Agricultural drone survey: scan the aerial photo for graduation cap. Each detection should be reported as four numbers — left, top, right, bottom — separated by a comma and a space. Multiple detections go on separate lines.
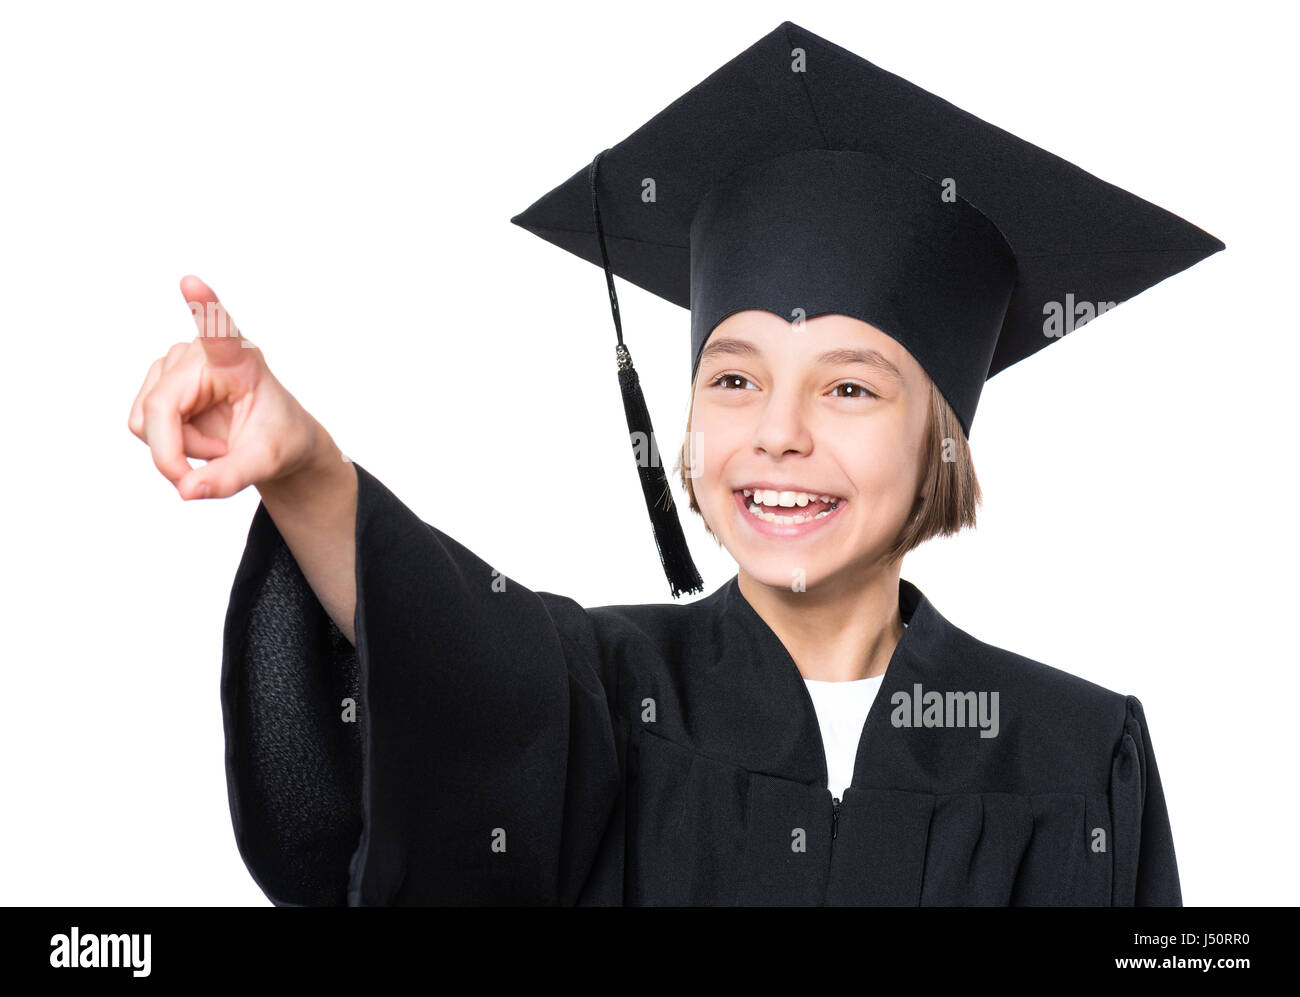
510, 20, 1224, 600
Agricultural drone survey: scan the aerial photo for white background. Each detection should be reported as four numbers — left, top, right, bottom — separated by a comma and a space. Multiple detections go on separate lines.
0, 0, 1290, 906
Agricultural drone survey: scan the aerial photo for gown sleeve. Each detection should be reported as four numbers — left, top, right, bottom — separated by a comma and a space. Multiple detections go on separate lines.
219, 460, 624, 906
1108, 695, 1182, 906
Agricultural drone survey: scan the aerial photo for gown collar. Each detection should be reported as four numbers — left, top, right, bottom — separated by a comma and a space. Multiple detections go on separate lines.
707, 573, 955, 793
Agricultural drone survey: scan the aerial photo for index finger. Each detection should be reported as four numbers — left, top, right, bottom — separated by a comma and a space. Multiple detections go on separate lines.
180, 274, 247, 367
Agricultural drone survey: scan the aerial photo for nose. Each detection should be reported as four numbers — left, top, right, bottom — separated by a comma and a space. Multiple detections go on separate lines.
751, 391, 813, 458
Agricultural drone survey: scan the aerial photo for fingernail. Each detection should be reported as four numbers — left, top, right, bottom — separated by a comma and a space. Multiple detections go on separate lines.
197, 483, 210, 499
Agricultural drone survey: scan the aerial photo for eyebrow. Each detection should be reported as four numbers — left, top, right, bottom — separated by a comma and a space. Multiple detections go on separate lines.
697, 337, 904, 383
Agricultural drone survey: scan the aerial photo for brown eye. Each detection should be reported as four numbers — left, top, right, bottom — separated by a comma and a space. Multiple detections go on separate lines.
832, 382, 878, 400
710, 373, 756, 391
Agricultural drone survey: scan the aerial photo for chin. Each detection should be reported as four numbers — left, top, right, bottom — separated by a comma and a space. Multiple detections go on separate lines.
735, 555, 838, 593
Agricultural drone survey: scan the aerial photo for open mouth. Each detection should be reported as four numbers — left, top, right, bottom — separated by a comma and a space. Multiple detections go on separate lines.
735, 488, 845, 526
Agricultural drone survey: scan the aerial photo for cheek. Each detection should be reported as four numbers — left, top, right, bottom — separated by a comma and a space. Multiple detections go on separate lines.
686, 410, 749, 487
846, 440, 918, 507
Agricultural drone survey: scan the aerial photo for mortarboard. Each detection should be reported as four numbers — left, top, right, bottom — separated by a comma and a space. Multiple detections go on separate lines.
510, 20, 1225, 599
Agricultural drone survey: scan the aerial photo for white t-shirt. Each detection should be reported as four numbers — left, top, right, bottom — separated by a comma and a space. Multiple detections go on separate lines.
801, 621, 905, 799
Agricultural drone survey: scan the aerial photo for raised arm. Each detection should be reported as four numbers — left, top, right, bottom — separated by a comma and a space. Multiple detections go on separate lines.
127, 274, 358, 642
255, 445, 358, 645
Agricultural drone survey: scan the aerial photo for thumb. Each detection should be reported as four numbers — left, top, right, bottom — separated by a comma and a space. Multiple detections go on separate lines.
177, 452, 252, 501
179, 274, 247, 367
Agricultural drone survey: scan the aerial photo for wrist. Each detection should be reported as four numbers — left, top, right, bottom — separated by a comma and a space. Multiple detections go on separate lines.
256, 424, 352, 511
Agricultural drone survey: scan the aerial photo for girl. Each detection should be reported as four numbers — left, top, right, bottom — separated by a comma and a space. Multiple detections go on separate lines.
129, 21, 1221, 905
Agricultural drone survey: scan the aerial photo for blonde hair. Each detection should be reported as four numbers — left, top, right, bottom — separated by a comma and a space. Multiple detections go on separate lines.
674, 376, 981, 564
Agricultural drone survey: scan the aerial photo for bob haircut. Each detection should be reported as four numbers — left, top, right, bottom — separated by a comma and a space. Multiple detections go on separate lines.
674, 374, 982, 564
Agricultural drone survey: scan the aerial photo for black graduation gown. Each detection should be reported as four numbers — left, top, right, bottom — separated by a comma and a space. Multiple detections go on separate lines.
220, 461, 1182, 906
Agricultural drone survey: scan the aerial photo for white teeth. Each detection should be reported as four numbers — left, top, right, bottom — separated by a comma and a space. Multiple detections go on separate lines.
741, 488, 841, 507
737, 488, 845, 527
745, 500, 840, 525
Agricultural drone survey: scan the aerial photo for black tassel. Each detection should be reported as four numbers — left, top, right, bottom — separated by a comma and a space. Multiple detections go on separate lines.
615, 342, 704, 597
590, 149, 704, 598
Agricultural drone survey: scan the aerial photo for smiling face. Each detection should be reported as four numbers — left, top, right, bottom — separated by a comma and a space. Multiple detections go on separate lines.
685, 310, 932, 592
